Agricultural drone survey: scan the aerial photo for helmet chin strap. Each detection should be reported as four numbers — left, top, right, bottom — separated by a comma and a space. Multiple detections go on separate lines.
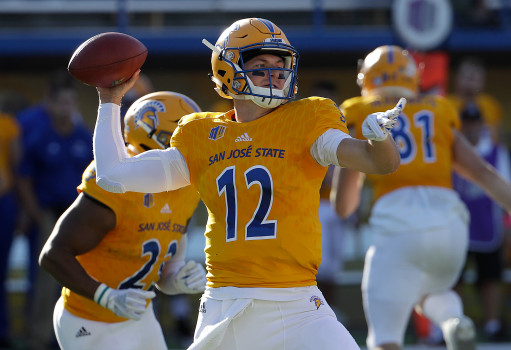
202, 39, 221, 54
126, 144, 140, 156
241, 73, 293, 109
228, 85, 285, 109
135, 119, 166, 149
246, 87, 285, 108
217, 75, 287, 109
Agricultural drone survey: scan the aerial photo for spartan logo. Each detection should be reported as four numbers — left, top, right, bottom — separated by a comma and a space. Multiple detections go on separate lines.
310, 295, 324, 310
134, 100, 166, 132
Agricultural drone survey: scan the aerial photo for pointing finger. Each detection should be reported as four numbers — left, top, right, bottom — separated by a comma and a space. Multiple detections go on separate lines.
396, 97, 407, 111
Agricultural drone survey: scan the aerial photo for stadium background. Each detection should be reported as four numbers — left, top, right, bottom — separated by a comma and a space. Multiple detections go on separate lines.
1, 0, 511, 349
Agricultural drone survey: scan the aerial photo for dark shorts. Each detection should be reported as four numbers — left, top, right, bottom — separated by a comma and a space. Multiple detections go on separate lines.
465, 248, 504, 286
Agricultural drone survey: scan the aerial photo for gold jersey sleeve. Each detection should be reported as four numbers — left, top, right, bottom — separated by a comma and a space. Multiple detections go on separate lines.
62, 161, 200, 322
341, 95, 460, 201
171, 97, 348, 288
0, 113, 20, 195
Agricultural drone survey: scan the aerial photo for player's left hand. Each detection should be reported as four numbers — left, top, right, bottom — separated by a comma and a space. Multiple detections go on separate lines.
362, 97, 406, 141
157, 260, 207, 295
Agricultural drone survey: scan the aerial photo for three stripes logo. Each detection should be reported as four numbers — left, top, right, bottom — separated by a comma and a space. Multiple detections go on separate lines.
75, 326, 91, 337
235, 133, 252, 142
160, 203, 172, 214
209, 125, 226, 140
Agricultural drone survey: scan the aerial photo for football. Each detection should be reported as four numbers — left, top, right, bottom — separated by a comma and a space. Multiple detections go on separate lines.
68, 32, 147, 88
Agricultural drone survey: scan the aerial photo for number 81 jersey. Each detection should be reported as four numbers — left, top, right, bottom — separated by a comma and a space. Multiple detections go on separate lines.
341, 95, 460, 201
171, 97, 348, 288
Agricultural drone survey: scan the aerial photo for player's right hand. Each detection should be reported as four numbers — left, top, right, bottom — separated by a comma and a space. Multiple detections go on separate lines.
97, 69, 140, 106
94, 283, 156, 321
156, 260, 207, 295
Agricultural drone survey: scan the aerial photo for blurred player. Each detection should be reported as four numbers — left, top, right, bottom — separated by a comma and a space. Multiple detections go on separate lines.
453, 104, 511, 342
91, 18, 403, 350
448, 57, 503, 143
39, 91, 207, 350
333, 45, 511, 350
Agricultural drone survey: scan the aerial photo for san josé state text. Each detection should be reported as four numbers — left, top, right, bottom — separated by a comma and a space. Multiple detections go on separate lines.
138, 219, 187, 234
209, 146, 285, 166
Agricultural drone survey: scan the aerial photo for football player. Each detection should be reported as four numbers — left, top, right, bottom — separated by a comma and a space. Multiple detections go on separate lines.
332, 45, 511, 350
39, 91, 207, 350
91, 18, 403, 350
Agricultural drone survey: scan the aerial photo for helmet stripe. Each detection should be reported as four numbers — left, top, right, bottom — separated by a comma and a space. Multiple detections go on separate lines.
179, 94, 202, 112
258, 18, 276, 37
387, 46, 394, 64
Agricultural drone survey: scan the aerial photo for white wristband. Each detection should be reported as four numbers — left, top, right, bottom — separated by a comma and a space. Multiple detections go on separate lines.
94, 283, 111, 308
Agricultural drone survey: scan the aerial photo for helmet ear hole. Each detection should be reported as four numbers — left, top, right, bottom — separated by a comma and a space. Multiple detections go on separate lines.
218, 70, 226, 77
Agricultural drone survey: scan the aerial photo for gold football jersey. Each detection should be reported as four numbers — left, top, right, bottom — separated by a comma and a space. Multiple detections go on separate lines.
447, 93, 503, 127
62, 161, 200, 322
341, 95, 460, 201
171, 97, 348, 288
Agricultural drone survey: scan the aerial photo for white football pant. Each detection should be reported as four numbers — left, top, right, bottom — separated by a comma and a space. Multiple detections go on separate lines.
53, 297, 167, 350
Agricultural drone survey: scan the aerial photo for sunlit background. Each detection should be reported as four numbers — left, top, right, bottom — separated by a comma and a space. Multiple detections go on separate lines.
1, 1, 511, 349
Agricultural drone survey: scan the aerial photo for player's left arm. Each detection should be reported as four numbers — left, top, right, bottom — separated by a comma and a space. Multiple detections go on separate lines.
336, 137, 399, 175
336, 99, 405, 174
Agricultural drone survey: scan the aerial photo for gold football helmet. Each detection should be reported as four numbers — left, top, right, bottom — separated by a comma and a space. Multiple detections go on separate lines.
203, 18, 299, 108
357, 45, 419, 98
124, 91, 201, 155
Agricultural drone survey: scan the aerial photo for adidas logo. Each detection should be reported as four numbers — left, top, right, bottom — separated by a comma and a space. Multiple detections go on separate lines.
75, 326, 91, 337
160, 203, 172, 214
199, 301, 206, 313
235, 133, 252, 142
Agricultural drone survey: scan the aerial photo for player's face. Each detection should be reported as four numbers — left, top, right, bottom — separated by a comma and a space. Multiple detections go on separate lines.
244, 54, 286, 90
457, 64, 485, 94
48, 89, 79, 121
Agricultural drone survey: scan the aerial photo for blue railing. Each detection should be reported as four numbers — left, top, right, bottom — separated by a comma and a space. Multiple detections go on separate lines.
0, 0, 510, 56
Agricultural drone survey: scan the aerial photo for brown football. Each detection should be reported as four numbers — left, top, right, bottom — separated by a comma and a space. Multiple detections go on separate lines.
68, 32, 147, 88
